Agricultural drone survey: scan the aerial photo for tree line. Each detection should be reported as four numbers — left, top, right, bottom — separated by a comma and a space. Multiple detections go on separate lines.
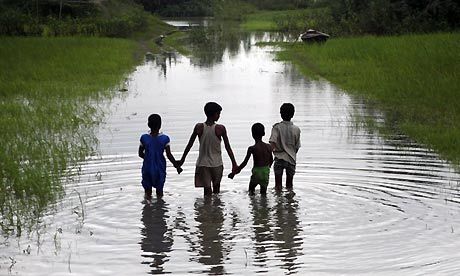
135, 0, 459, 35
1, 0, 459, 36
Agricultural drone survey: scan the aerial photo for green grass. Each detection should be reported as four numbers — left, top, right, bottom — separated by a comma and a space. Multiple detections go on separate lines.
0, 37, 139, 235
163, 31, 191, 56
242, 10, 291, 31
278, 33, 460, 163
241, 8, 335, 34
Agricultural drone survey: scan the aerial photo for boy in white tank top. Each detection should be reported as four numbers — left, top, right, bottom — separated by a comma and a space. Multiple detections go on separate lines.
179, 102, 238, 195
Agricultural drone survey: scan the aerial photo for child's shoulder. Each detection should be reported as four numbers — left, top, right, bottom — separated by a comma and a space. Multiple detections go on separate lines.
158, 133, 170, 142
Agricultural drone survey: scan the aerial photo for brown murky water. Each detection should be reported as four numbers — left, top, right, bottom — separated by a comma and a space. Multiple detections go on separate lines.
2, 31, 460, 275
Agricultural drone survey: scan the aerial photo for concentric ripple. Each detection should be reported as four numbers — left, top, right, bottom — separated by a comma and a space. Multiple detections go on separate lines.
2, 33, 460, 275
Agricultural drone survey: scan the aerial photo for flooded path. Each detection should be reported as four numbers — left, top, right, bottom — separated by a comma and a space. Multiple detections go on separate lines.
2, 33, 460, 275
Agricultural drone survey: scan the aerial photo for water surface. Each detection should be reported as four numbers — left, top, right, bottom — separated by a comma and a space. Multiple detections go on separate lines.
2, 32, 460, 275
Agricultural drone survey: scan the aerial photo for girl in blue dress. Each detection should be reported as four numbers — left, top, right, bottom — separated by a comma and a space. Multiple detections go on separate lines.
138, 114, 181, 200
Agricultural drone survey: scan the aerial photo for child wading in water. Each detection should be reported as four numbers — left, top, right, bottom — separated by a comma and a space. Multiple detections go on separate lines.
229, 123, 273, 195
269, 103, 301, 191
179, 102, 237, 196
138, 114, 182, 201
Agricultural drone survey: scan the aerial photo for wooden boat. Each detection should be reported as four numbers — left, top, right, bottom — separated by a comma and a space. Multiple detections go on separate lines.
300, 29, 330, 43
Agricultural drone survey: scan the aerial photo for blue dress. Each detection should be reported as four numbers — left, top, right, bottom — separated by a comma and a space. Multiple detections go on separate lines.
140, 133, 170, 191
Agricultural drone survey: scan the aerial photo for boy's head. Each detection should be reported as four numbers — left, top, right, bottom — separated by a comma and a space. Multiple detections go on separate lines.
204, 102, 222, 120
148, 114, 161, 130
280, 103, 295, 121
251, 123, 265, 140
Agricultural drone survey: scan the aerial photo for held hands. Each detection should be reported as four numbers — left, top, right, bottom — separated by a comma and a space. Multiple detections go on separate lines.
173, 160, 183, 174
228, 166, 241, 179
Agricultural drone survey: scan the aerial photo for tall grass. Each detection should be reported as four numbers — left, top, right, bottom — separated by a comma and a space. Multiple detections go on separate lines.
278, 33, 460, 163
241, 9, 336, 34
0, 37, 139, 235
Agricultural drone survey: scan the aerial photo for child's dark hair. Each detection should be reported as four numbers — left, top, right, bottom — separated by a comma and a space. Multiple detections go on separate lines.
251, 123, 265, 139
280, 103, 295, 121
204, 102, 222, 117
148, 114, 161, 130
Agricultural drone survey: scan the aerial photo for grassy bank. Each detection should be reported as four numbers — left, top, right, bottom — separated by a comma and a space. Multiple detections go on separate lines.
278, 33, 460, 163
241, 9, 336, 35
0, 37, 139, 235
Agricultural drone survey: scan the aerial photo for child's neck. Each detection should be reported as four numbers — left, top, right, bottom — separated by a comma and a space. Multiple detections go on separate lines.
254, 138, 263, 143
150, 129, 160, 136
205, 119, 215, 125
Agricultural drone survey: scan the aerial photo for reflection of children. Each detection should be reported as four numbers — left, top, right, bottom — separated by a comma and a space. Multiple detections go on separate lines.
138, 114, 182, 200
229, 123, 273, 195
269, 103, 301, 191
179, 102, 237, 196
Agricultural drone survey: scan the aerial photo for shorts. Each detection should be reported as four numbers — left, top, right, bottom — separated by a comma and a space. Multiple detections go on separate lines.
195, 166, 223, 188
273, 158, 296, 176
142, 170, 165, 191
250, 166, 270, 187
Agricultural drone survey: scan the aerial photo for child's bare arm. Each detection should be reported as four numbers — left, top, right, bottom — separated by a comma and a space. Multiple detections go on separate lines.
228, 147, 252, 179
180, 124, 199, 166
220, 126, 237, 170
165, 145, 183, 174
238, 147, 252, 172
138, 144, 145, 159
268, 145, 274, 167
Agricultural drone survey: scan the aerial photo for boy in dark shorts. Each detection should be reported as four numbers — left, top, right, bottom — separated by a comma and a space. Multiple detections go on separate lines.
179, 102, 238, 196
138, 114, 182, 201
269, 103, 301, 191
229, 123, 273, 195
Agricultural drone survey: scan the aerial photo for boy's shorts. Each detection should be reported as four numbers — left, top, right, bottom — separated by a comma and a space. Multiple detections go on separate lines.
142, 171, 165, 191
195, 166, 223, 188
250, 166, 270, 187
273, 158, 296, 176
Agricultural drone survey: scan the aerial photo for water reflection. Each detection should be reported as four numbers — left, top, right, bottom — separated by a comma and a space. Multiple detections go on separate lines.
147, 52, 177, 78
194, 196, 229, 274
140, 200, 173, 274
250, 196, 271, 272
186, 23, 260, 67
273, 193, 303, 274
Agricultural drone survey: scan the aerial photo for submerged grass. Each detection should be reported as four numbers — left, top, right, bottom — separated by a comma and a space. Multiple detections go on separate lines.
278, 33, 460, 164
0, 37, 139, 235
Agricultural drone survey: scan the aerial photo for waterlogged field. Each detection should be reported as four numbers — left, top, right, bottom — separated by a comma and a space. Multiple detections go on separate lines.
278, 33, 460, 164
0, 37, 139, 234
2, 31, 460, 275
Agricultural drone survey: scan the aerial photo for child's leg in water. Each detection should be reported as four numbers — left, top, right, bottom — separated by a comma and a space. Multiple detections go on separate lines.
248, 182, 257, 196
144, 188, 152, 200
260, 184, 267, 196
156, 188, 163, 198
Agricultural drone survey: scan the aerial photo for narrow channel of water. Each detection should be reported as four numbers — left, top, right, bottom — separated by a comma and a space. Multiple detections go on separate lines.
2, 33, 460, 275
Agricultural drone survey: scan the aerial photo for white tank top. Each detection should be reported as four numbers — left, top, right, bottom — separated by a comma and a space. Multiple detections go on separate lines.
196, 123, 223, 167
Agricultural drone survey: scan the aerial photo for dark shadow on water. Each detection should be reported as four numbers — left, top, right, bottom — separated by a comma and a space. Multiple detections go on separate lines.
249, 192, 304, 274
193, 196, 229, 275
249, 196, 271, 272
140, 199, 173, 274
272, 192, 303, 274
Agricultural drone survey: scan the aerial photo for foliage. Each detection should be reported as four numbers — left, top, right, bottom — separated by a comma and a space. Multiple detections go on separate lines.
278, 33, 460, 163
313, 0, 460, 35
244, 0, 313, 10
213, 0, 256, 20
0, 37, 138, 235
135, 0, 214, 17
0, 0, 171, 38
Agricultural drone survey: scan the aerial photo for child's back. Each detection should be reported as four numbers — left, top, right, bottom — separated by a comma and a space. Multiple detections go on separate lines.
139, 114, 180, 200
140, 133, 169, 183
230, 123, 273, 195
250, 141, 272, 168
269, 103, 301, 191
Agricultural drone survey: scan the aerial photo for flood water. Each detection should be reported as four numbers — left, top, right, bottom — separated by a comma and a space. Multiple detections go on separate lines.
2, 30, 460, 275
